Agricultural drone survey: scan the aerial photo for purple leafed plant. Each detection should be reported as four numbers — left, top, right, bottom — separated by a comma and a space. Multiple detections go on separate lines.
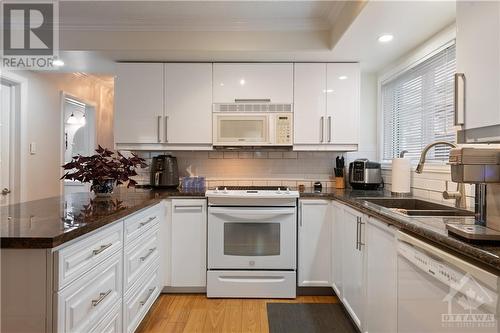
61, 145, 147, 189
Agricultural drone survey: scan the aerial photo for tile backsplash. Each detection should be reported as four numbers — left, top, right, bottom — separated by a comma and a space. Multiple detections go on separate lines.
131, 150, 342, 189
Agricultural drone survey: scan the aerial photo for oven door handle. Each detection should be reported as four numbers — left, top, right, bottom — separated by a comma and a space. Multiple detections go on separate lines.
209, 208, 295, 221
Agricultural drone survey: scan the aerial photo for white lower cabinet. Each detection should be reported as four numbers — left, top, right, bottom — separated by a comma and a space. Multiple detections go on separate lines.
298, 199, 332, 287
170, 199, 207, 287
366, 217, 397, 333
89, 303, 122, 333
331, 201, 343, 297
56, 253, 123, 333
123, 261, 161, 333
332, 202, 398, 333
341, 206, 366, 331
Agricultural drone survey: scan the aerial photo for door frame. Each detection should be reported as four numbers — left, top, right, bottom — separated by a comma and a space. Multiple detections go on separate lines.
0, 71, 28, 204
59, 91, 97, 195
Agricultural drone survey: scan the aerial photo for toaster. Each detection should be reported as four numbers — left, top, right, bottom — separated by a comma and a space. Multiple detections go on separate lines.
348, 159, 383, 190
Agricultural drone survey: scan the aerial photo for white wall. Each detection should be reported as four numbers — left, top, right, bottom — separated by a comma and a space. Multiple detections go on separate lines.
1, 71, 113, 202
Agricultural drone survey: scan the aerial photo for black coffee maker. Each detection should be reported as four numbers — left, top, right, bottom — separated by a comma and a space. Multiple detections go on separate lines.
150, 155, 179, 188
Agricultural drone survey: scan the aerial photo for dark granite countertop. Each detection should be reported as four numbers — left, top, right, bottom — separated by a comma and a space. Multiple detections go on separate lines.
300, 188, 500, 273
0, 188, 205, 249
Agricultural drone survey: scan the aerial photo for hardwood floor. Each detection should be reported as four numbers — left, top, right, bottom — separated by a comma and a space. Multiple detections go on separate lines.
136, 294, 338, 333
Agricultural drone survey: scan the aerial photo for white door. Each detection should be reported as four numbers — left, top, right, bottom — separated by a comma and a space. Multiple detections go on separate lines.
114, 63, 164, 144
164, 63, 213, 144
170, 199, 207, 287
341, 206, 365, 330
0, 83, 12, 206
213, 63, 294, 103
298, 200, 331, 287
326, 63, 360, 145
457, 1, 500, 132
331, 201, 343, 297
293, 63, 327, 144
366, 218, 397, 333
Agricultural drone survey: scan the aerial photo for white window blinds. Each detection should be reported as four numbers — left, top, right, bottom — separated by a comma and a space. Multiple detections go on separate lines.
382, 44, 456, 161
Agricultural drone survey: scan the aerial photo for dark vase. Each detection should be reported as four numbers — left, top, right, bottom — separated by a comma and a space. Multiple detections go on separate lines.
91, 179, 115, 197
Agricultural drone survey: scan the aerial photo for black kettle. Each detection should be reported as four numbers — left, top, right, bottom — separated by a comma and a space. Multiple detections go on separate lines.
150, 155, 179, 188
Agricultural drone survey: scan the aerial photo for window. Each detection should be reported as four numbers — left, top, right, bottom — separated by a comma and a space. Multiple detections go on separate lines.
382, 44, 456, 162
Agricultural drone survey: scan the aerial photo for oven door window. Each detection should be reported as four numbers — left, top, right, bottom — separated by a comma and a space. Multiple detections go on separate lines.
224, 222, 280, 256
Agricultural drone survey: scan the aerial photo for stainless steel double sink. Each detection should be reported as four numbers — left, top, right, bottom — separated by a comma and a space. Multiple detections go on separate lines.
361, 198, 475, 217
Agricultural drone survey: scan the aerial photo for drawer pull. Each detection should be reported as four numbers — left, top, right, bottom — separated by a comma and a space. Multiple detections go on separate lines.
139, 287, 156, 306
139, 216, 157, 228
139, 248, 156, 262
92, 243, 112, 256
91, 289, 112, 307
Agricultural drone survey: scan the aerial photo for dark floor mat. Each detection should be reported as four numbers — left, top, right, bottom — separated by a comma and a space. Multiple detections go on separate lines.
267, 303, 358, 333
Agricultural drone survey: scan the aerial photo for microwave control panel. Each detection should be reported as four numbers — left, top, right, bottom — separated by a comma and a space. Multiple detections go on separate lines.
275, 114, 292, 145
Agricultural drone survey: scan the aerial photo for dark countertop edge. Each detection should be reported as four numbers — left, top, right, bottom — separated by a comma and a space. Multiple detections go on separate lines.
0, 192, 206, 250
300, 192, 500, 274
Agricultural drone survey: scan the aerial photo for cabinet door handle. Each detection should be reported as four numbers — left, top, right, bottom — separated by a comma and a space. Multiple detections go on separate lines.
164, 116, 169, 142
454, 73, 465, 126
320, 117, 324, 143
355, 218, 360, 250
299, 202, 303, 227
328, 116, 332, 143
92, 243, 112, 256
157, 116, 162, 142
358, 220, 365, 251
139, 248, 156, 262
91, 289, 112, 307
139, 287, 156, 306
139, 216, 157, 228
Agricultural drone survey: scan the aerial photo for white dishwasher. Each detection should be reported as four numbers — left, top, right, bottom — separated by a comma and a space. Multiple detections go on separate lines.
397, 231, 499, 333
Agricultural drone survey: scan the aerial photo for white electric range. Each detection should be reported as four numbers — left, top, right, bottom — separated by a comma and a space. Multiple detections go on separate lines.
205, 186, 299, 298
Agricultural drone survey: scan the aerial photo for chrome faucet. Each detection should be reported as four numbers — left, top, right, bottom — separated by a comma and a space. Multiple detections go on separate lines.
415, 141, 467, 209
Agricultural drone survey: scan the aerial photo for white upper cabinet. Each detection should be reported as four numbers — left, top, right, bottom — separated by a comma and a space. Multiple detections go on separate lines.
213, 63, 294, 103
326, 63, 360, 145
456, 1, 500, 142
294, 63, 327, 144
164, 63, 213, 144
115, 63, 164, 144
293, 63, 360, 150
298, 200, 332, 287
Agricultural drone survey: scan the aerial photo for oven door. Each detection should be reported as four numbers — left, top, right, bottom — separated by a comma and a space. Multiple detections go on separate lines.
213, 113, 270, 146
208, 206, 296, 270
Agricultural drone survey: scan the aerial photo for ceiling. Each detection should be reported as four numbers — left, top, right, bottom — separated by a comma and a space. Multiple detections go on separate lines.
55, 0, 455, 74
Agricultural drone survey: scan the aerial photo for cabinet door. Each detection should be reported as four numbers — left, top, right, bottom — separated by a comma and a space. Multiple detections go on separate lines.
331, 202, 343, 297
213, 63, 294, 103
326, 63, 360, 145
165, 63, 213, 144
115, 63, 164, 144
298, 200, 331, 287
341, 206, 365, 330
366, 218, 397, 333
293, 63, 327, 144
170, 199, 207, 287
457, 2, 500, 136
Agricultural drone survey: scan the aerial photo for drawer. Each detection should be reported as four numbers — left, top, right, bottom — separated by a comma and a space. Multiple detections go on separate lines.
124, 263, 161, 333
207, 270, 296, 298
56, 253, 122, 333
55, 222, 123, 290
124, 204, 162, 244
89, 302, 122, 333
124, 228, 160, 291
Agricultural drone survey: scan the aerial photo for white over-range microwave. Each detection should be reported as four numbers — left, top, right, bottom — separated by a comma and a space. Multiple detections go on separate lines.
212, 103, 293, 146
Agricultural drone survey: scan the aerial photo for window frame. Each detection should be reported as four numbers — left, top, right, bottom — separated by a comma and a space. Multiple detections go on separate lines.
377, 27, 457, 170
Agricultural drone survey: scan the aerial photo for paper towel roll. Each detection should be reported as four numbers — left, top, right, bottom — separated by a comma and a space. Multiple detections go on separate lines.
392, 158, 411, 194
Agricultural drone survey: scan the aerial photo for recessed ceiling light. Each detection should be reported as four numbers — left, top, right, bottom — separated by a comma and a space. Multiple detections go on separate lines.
53, 58, 65, 67
338, 76, 348, 80
378, 34, 394, 43
220, 83, 224, 86
239, 79, 246, 85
